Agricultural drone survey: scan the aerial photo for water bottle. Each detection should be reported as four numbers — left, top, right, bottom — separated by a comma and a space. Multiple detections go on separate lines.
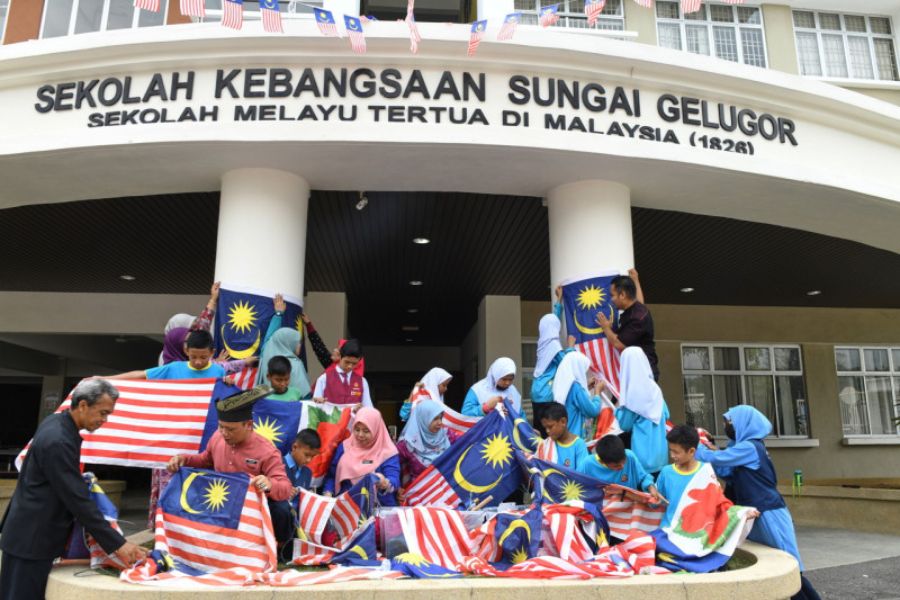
792, 469, 803, 497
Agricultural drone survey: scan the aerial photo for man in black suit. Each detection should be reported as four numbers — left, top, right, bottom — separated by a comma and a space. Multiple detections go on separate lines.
0, 379, 147, 599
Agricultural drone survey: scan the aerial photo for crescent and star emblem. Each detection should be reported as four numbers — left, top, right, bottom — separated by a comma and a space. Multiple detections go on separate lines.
453, 446, 502, 493
220, 324, 261, 359
179, 471, 207, 515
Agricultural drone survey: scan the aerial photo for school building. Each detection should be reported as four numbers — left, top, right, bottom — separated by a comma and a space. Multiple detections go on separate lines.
0, 0, 898, 485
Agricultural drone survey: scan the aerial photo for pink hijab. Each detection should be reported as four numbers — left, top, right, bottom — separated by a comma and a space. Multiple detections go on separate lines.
335, 407, 398, 485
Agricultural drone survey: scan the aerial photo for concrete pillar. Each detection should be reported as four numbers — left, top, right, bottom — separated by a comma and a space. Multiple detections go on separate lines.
546, 180, 633, 288
477, 295, 523, 377
302, 291, 347, 383
215, 169, 310, 299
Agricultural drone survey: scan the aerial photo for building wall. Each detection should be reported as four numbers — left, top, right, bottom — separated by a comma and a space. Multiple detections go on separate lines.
761, 4, 799, 75
522, 300, 900, 481
3, 0, 43, 44
623, 0, 656, 45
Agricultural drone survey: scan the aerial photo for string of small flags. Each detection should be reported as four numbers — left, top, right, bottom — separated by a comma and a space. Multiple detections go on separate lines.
130, 0, 744, 51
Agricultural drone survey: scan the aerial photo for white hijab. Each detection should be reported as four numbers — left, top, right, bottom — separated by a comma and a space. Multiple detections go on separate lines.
551, 351, 591, 405
534, 314, 563, 378
618, 346, 665, 425
414, 367, 453, 404
472, 357, 521, 412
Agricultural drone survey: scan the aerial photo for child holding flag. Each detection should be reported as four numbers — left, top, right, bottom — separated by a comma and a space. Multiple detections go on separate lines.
535, 402, 590, 472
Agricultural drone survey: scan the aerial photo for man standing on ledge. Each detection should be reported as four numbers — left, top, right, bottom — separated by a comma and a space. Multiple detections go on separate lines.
0, 379, 147, 599
595, 271, 660, 381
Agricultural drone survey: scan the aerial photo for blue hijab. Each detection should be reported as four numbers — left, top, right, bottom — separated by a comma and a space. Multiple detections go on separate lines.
400, 399, 450, 466
721, 405, 773, 470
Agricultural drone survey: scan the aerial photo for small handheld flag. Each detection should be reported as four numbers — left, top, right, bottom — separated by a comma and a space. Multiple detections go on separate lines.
180, 0, 205, 18
468, 20, 487, 57
134, 0, 161, 12
681, 0, 701, 14
405, 0, 422, 54
314, 8, 338, 37
584, 0, 606, 26
345, 15, 367, 54
259, 0, 283, 33
539, 4, 560, 27
222, 0, 244, 29
497, 12, 521, 41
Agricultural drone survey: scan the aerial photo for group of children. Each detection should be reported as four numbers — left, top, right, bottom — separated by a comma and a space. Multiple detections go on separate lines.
119, 276, 811, 592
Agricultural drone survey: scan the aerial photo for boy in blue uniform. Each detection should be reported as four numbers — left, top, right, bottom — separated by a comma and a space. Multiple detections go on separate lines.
654, 424, 704, 528
538, 403, 590, 472
284, 429, 321, 494
582, 435, 661, 501
108, 330, 226, 380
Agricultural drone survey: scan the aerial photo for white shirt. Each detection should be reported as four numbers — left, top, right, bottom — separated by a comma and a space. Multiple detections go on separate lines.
313, 366, 373, 408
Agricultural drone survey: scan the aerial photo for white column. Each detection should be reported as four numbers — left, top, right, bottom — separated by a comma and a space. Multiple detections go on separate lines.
547, 180, 633, 288
215, 169, 310, 298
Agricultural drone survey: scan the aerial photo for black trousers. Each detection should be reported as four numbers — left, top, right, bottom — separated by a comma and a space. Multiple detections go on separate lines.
268, 499, 294, 546
0, 552, 54, 600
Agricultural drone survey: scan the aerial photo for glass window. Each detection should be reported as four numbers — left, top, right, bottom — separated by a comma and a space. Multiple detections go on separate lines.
656, 2, 766, 67
514, 0, 624, 33
835, 346, 900, 437
683, 344, 808, 438
0, 0, 9, 43
74, 0, 104, 34
42, 0, 169, 37
521, 341, 537, 369
107, 0, 136, 30
43, 0, 76, 37
792, 11, 898, 81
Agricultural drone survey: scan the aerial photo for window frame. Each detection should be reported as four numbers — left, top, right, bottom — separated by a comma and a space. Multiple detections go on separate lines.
512, 0, 625, 33
681, 342, 809, 439
0, 0, 10, 44
791, 9, 899, 81
39, 0, 169, 38
654, 1, 769, 68
520, 336, 538, 419
834, 345, 900, 438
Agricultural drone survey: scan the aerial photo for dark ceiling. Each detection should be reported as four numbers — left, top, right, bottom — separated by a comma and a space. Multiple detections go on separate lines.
2, 191, 899, 345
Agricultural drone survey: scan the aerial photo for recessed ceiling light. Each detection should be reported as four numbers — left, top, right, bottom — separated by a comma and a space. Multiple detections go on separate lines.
680, 287, 694, 293
407, 308, 419, 313
120, 274, 136, 281
806, 290, 822, 296
115, 337, 128, 343
401, 325, 420, 332
405, 338, 414, 342
409, 280, 423, 286
412, 237, 430, 245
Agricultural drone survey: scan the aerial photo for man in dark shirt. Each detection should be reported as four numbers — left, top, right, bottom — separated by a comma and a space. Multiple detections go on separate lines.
596, 273, 660, 381
0, 379, 147, 599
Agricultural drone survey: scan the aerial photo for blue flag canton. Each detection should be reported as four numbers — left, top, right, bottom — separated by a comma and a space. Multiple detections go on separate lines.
541, 4, 559, 16
532, 457, 607, 506
331, 520, 379, 566
160, 468, 248, 529
344, 15, 362, 31
493, 506, 542, 567
226, 0, 243, 5
314, 7, 335, 23
471, 19, 487, 33
251, 398, 301, 456
561, 275, 619, 344
391, 553, 462, 578
344, 474, 378, 520
199, 380, 241, 450
259, 0, 278, 10
215, 287, 302, 359
504, 12, 521, 24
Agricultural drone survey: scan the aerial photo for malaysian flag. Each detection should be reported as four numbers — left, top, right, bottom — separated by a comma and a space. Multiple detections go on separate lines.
231, 365, 259, 390
405, 0, 422, 53
561, 273, 622, 399
296, 488, 335, 543
584, 0, 605, 26
222, 0, 243, 29
297, 402, 352, 488
539, 4, 560, 27
397, 507, 478, 569
331, 474, 377, 543
467, 20, 487, 57
345, 15, 366, 54
601, 485, 666, 540
259, 0, 283, 32
681, 0, 701, 13
154, 468, 277, 573
313, 7, 338, 36
134, 0, 160, 12
632, 0, 653, 8
406, 395, 479, 435
497, 12, 521, 41
180, 0, 205, 18
543, 502, 606, 562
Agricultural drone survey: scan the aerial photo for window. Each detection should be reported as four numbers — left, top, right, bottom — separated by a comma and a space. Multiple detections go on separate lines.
41, 0, 168, 38
792, 11, 899, 81
835, 347, 900, 437
513, 0, 624, 32
0, 0, 10, 43
682, 344, 809, 438
199, 0, 323, 23
655, 1, 766, 67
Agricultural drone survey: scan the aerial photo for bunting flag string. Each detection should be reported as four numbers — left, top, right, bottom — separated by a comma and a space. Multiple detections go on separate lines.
405, 0, 422, 53
539, 4, 560, 27
260, 0, 284, 33
180, 0, 205, 18
467, 20, 487, 56
497, 12, 521, 41
222, 0, 244, 30
134, 0, 161, 12
313, 7, 339, 36
584, 0, 605, 26
344, 15, 367, 54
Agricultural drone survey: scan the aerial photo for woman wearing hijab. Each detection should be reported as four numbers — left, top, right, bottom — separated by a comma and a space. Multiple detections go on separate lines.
323, 407, 400, 506
615, 346, 670, 474
551, 351, 603, 440
399, 367, 453, 423
396, 399, 452, 491
461, 357, 522, 416
254, 294, 311, 399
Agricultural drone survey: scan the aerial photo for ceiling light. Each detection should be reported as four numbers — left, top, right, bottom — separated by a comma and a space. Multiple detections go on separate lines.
401, 325, 420, 332
120, 274, 136, 281
412, 237, 430, 245
407, 308, 419, 313
806, 290, 822, 296
680, 287, 694, 293
405, 338, 414, 342
355, 191, 369, 211
115, 337, 128, 343
409, 280, 423, 286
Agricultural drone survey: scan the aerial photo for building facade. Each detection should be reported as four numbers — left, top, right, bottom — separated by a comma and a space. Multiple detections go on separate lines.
0, 0, 898, 483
